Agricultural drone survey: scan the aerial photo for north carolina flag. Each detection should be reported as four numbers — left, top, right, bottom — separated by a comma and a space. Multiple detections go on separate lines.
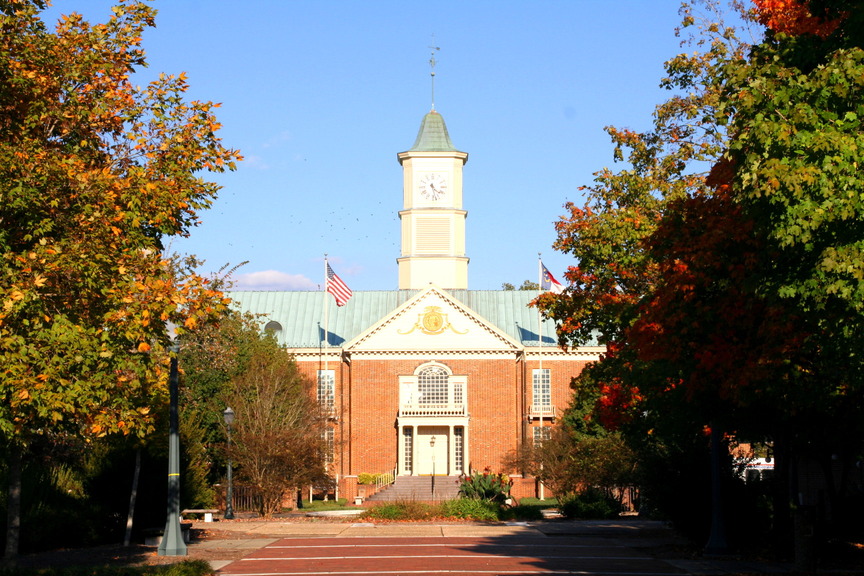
326, 263, 353, 306
540, 263, 564, 294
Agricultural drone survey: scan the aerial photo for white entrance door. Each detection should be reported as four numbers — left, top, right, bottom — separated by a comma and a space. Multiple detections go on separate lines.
416, 426, 448, 475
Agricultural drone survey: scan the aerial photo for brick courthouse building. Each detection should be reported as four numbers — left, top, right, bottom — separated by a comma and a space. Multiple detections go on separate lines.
229, 109, 603, 501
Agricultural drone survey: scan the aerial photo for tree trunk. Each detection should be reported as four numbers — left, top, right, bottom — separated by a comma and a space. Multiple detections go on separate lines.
3, 443, 23, 563
772, 431, 793, 559
124, 448, 142, 547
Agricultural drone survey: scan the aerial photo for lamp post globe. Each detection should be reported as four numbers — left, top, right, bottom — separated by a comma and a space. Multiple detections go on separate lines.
223, 407, 235, 520
223, 406, 235, 427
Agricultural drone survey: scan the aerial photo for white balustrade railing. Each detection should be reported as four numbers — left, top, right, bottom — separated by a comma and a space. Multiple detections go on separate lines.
399, 403, 467, 417
528, 404, 557, 419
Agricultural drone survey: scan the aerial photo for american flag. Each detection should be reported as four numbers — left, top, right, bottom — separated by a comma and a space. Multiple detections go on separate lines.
326, 263, 353, 306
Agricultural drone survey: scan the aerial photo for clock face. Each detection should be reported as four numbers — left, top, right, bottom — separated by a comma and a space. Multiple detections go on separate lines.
418, 172, 448, 201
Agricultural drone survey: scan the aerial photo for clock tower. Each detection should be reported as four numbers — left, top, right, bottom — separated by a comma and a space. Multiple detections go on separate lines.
397, 110, 469, 290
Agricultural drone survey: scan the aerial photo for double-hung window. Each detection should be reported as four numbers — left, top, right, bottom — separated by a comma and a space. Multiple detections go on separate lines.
533, 426, 551, 447
532, 368, 551, 413
317, 370, 335, 414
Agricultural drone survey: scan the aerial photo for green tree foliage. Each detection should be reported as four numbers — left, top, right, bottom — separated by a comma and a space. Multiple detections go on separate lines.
533, 2, 750, 539
719, 0, 864, 544
535, 2, 746, 348
226, 339, 330, 517
0, 1, 239, 559
176, 303, 260, 487
506, 383, 637, 506
521, 410, 637, 505
174, 303, 291, 512
501, 280, 539, 291
538, 0, 864, 554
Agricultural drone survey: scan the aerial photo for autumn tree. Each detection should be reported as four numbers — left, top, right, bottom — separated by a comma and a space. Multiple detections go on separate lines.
719, 0, 864, 545
0, 0, 239, 559
538, 0, 864, 556
226, 340, 331, 517
535, 0, 750, 517
535, 1, 747, 347
510, 426, 636, 510
626, 0, 864, 548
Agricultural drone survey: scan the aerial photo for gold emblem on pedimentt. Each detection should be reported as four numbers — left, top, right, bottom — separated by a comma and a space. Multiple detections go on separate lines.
399, 306, 468, 336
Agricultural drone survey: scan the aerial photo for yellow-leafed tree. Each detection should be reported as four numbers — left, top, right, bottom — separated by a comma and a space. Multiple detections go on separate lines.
0, 0, 240, 559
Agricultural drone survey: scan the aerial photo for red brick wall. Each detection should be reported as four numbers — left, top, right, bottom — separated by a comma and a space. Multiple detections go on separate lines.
295, 353, 592, 500
457, 358, 520, 473
524, 358, 588, 414
346, 358, 405, 475
509, 476, 536, 501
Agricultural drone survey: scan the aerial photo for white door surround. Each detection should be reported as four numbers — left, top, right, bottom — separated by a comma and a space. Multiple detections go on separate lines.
398, 421, 467, 476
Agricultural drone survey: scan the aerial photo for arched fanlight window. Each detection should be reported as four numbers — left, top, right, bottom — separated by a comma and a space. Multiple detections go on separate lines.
418, 365, 448, 404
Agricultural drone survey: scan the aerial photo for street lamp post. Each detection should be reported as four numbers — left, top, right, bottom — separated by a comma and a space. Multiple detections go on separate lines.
430, 435, 436, 499
223, 407, 235, 520
158, 327, 187, 556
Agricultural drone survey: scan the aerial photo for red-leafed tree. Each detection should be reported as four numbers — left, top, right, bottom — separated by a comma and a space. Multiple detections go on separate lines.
534, 1, 755, 542
538, 0, 864, 557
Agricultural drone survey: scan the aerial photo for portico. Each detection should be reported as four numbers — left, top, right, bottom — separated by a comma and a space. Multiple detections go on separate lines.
397, 362, 469, 476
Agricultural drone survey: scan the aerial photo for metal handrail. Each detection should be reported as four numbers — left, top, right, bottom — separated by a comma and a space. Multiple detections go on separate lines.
374, 469, 396, 491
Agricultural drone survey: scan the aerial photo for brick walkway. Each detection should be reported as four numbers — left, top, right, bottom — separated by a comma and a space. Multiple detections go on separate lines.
190, 519, 800, 575
216, 534, 687, 576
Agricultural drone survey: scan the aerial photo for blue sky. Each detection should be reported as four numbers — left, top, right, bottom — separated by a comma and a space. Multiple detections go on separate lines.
43, 1, 711, 291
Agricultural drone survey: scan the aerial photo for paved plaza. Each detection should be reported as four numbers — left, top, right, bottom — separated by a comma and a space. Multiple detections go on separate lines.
190, 519, 794, 575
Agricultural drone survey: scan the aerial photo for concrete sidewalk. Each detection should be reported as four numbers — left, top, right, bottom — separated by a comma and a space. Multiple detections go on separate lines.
194, 518, 562, 537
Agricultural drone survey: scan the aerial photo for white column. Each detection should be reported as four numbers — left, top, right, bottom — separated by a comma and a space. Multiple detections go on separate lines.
448, 425, 455, 475
397, 425, 405, 476
463, 424, 470, 475
411, 426, 417, 476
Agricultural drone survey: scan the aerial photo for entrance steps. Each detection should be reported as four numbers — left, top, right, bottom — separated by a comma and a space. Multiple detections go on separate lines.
366, 475, 460, 502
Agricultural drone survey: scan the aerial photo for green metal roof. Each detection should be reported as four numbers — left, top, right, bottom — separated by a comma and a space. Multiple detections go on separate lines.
408, 111, 460, 152
228, 290, 589, 349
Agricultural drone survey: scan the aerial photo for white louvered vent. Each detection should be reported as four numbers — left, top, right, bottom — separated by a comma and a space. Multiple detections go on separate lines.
416, 217, 451, 253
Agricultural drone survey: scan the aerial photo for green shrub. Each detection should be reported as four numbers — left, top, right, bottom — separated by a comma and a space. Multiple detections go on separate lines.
357, 472, 394, 485
361, 500, 440, 521
162, 560, 215, 576
457, 468, 512, 503
499, 503, 544, 521
441, 498, 500, 521
558, 488, 621, 519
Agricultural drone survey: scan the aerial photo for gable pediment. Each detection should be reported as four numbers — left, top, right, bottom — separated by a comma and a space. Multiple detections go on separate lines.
345, 285, 521, 353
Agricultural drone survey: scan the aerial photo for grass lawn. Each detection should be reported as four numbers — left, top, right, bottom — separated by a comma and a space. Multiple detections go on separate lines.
0, 559, 212, 576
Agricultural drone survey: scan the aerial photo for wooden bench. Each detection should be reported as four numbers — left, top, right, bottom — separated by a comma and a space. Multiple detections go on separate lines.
181, 508, 220, 522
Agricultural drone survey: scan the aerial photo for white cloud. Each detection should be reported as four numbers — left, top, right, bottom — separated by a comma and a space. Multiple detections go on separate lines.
261, 130, 293, 149
242, 154, 270, 170
232, 270, 316, 291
